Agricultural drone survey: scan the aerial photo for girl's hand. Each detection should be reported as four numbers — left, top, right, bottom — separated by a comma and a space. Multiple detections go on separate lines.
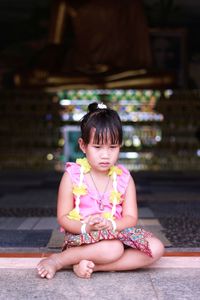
93, 218, 113, 231
84, 214, 102, 225
85, 215, 113, 231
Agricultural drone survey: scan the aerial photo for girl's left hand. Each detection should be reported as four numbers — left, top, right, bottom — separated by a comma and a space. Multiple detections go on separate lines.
89, 217, 113, 231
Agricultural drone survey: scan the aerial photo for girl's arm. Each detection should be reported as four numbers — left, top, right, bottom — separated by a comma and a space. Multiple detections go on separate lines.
114, 176, 138, 231
57, 172, 83, 234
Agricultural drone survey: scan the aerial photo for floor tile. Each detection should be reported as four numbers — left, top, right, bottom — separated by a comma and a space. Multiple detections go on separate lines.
0, 269, 158, 300
47, 229, 64, 249
138, 207, 155, 218
0, 217, 25, 229
148, 256, 200, 268
33, 217, 58, 230
138, 218, 162, 226
17, 217, 40, 230
150, 268, 200, 300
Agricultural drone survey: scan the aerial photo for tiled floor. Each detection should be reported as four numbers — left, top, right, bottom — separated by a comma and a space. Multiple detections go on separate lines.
0, 207, 158, 231
0, 206, 172, 249
0, 217, 59, 230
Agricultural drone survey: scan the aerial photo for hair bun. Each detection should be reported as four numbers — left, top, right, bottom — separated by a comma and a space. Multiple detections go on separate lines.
88, 102, 98, 112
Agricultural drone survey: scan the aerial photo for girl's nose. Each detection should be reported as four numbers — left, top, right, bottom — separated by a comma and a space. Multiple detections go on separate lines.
101, 148, 109, 158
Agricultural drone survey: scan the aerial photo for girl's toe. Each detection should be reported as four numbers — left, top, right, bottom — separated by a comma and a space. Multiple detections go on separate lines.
88, 261, 95, 268
46, 272, 53, 279
85, 273, 91, 279
38, 268, 44, 274
87, 268, 93, 274
37, 264, 43, 271
40, 269, 48, 278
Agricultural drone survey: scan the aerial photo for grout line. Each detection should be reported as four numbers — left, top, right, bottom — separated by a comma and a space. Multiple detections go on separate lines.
149, 273, 160, 300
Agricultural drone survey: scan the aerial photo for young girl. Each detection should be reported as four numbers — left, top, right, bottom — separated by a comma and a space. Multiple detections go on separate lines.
37, 102, 164, 279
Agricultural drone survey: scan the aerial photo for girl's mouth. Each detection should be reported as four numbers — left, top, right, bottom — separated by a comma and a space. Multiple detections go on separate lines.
99, 162, 109, 166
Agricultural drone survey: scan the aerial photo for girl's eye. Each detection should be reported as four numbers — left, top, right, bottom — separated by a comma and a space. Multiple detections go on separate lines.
110, 145, 118, 148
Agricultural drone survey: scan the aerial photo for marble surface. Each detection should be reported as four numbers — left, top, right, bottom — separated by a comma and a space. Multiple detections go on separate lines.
150, 268, 200, 300
0, 268, 199, 300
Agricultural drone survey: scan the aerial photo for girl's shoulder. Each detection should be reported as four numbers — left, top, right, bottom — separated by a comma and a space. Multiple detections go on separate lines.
65, 162, 81, 182
116, 164, 131, 192
65, 161, 80, 172
117, 164, 130, 176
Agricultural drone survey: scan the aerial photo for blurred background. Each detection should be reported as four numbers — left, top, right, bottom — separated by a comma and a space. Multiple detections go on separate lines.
0, 0, 200, 172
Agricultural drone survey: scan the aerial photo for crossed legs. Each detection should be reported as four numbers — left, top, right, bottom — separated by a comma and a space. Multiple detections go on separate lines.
37, 236, 164, 279
37, 240, 124, 279
93, 236, 164, 272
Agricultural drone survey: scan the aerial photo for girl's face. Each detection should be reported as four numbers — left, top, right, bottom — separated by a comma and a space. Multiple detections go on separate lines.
79, 128, 120, 173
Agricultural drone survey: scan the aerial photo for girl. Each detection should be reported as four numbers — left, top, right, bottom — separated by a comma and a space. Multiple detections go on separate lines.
37, 102, 164, 279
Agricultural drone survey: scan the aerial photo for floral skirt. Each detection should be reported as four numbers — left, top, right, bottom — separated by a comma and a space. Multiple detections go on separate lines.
62, 227, 153, 257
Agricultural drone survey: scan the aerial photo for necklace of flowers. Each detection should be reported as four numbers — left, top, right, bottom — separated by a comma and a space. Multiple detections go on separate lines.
67, 157, 122, 221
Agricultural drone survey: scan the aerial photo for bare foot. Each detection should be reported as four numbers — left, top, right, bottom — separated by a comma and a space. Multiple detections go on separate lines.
73, 260, 95, 279
37, 254, 63, 279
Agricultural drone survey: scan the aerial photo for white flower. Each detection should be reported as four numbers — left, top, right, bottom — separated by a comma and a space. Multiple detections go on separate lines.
98, 103, 107, 109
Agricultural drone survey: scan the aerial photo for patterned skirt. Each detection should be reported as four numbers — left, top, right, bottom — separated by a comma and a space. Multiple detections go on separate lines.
62, 227, 153, 257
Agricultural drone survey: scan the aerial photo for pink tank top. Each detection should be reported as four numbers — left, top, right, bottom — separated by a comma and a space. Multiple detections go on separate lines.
66, 162, 130, 219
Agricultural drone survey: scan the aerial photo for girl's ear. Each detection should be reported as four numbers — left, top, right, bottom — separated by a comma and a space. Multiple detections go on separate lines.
78, 138, 86, 153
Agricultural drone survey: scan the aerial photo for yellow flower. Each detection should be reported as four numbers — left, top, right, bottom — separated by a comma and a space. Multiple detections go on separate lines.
73, 184, 87, 196
108, 166, 122, 177
109, 190, 122, 204
76, 157, 91, 173
67, 208, 82, 220
102, 212, 115, 220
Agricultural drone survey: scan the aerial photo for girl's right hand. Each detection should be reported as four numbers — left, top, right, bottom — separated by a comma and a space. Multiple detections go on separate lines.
84, 214, 102, 232
85, 215, 113, 232
83, 214, 102, 232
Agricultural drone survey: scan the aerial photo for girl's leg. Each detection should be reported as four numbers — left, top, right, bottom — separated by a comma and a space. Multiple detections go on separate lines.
94, 237, 164, 272
37, 240, 124, 279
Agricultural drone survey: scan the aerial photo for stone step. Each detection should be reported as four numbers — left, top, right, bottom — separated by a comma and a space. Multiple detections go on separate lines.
0, 255, 199, 269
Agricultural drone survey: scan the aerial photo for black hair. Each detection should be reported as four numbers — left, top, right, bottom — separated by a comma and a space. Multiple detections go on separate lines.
80, 102, 123, 145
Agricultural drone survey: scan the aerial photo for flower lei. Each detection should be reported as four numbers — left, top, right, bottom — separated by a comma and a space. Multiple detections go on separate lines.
67, 158, 122, 221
